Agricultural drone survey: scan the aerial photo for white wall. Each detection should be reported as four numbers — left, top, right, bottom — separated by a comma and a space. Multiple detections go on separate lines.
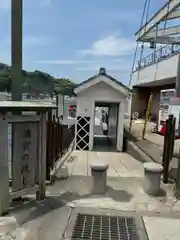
78, 81, 125, 102
117, 102, 124, 151
131, 54, 178, 87
108, 104, 118, 146
124, 96, 132, 119
107, 102, 124, 151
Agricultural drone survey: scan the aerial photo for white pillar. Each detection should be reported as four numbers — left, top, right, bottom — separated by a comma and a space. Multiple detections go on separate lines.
89, 101, 95, 151
56, 94, 64, 118
0, 114, 10, 215
117, 101, 124, 151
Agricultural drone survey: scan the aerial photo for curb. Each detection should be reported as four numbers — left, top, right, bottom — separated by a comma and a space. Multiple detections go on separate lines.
126, 140, 153, 163
127, 139, 177, 181
50, 139, 74, 183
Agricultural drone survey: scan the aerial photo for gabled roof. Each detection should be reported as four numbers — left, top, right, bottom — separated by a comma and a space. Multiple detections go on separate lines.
74, 68, 131, 95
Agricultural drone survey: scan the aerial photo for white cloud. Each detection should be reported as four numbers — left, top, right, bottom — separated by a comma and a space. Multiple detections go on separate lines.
79, 33, 136, 57
36, 59, 125, 65
76, 64, 131, 72
0, 36, 51, 48
0, 0, 10, 9
36, 60, 98, 65
23, 36, 52, 46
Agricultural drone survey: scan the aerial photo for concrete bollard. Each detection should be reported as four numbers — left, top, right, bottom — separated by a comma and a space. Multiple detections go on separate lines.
143, 162, 163, 196
91, 163, 109, 194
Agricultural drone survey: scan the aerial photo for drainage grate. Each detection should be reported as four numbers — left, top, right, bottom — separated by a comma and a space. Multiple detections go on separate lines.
71, 214, 140, 240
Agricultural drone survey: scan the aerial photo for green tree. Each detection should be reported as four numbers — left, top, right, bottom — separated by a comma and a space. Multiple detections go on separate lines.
54, 78, 77, 96
0, 64, 54, 96
0, 63, 76, 96
23, 70, 54, 96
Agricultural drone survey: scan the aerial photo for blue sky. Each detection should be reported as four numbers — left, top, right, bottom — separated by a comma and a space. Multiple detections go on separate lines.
0, 0, 166, 84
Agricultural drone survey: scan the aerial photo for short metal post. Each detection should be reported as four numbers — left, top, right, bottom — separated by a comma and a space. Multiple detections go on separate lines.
170, 117, 176, 160
163, 115, 173, 183
162, 119, 169, 167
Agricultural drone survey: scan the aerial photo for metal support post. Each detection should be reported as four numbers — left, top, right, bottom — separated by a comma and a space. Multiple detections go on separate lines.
170, 117, 176, 160
162, 119, 169, 167
163, 115, 173, 183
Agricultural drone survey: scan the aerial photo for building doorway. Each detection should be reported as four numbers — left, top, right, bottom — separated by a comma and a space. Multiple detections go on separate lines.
93, 102, 119, 151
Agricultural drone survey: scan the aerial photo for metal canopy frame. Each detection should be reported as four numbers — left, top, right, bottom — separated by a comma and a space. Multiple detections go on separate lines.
136, 0, 180, 45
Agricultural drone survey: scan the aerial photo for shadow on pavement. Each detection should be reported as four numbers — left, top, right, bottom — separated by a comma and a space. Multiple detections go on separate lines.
157, 188, 167, 197
9, 195, 66, 225
9, 176, 135, 226
107, 186, 133, 202
93, 136, 116, 152
8, 174, 171, 228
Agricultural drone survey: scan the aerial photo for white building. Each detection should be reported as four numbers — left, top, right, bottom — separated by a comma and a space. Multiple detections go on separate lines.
131, 0, 180, 121
73, 68, 130, 151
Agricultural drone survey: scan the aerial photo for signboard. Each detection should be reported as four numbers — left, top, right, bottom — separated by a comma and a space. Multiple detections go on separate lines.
12, 122, 38, 191
158, 89, 175, 132
159, 110, 169, 122
57, 94, 64, 117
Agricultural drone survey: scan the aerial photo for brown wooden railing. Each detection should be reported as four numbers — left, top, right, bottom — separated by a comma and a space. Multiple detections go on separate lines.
46, 115, 75, 180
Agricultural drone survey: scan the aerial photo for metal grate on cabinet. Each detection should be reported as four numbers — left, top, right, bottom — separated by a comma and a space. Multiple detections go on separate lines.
71, 214, 141, 240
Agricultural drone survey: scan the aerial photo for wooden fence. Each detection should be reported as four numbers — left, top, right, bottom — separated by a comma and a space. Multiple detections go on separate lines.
46, 115, 75, 180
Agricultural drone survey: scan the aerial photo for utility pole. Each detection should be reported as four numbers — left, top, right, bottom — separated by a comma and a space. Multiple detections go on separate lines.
11, 0, 23, 201
11, 0, 23, 101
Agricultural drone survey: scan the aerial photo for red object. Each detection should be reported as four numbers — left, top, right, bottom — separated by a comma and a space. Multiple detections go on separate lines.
68, 105, 73, 111
160, 123, 166, 135
159, 122, 180, 139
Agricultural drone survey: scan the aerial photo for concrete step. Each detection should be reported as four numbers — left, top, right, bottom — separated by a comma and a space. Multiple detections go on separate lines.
125, 135, 178, 180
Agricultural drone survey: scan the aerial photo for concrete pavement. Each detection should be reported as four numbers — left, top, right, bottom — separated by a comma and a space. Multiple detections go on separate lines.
8, 174, 180, 240
63, 150, 144, 178
2, 149, 180, 239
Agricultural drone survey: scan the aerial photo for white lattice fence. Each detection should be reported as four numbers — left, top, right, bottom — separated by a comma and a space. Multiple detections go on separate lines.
76, 116, 90, 150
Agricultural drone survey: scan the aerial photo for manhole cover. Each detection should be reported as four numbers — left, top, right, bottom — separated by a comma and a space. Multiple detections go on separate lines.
71, 214, 143, 240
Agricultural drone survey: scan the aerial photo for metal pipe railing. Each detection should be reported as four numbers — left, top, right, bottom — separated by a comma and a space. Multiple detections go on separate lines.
133, 44, 180, 72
